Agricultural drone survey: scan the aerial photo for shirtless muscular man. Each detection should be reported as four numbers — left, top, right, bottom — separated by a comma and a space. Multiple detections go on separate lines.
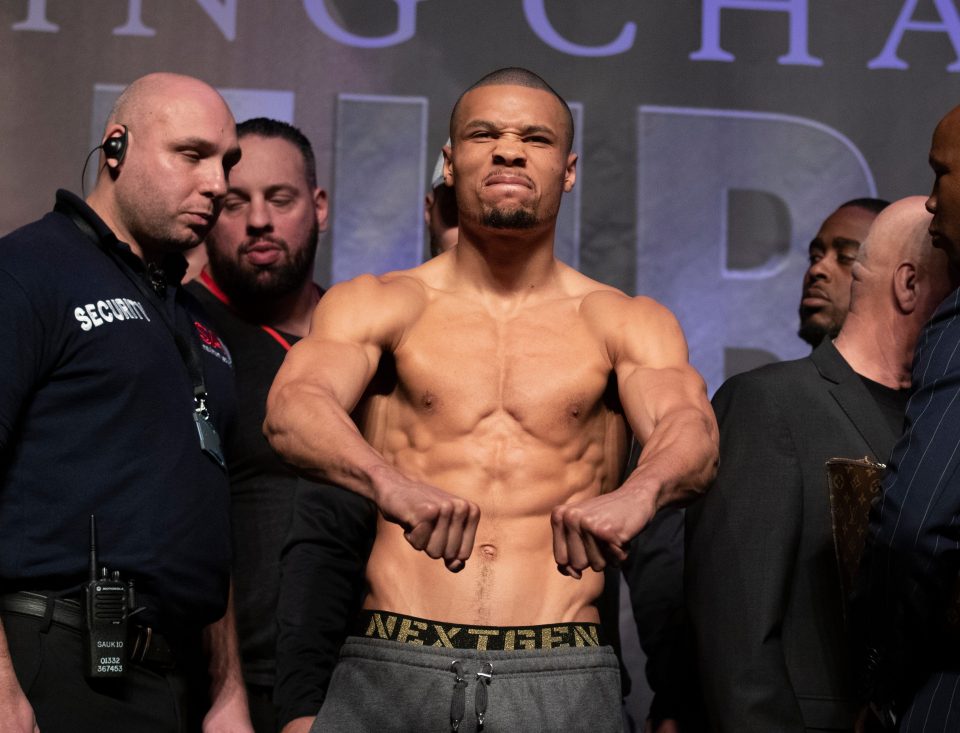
265, 68, 718, 732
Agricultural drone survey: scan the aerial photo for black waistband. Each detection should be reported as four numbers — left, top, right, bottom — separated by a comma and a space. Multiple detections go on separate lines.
355, 609, 606, 651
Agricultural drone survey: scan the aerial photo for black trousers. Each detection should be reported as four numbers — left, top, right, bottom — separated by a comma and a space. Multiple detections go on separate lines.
3, 610, 208, 732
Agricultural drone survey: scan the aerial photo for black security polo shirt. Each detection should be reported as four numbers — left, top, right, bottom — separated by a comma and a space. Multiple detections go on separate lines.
0, 190, 236, 633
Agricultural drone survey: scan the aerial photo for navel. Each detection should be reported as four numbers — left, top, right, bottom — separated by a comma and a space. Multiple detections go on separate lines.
479, 543, 498, 560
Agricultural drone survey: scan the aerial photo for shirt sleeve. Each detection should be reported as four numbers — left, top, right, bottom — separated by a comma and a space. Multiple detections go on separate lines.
860, 301, 960, 708
275, 478, 377, 726
622, 505, 704, 727
0, 268, 45, 451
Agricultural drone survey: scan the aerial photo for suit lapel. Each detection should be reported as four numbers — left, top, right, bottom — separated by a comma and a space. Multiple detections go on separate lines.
811, 340, 898, 462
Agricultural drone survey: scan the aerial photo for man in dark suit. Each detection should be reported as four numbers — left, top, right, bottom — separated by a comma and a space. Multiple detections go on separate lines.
859, 105, 960, 732
686, 196, 956, 732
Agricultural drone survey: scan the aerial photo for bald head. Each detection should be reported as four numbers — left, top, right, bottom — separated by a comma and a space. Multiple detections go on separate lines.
848, 196, 955, 322
834, 196, 957, 387
88, 73, 240, 262
107, 72, 231, 135
857, 197, 940, 276
450, 67, 574, 153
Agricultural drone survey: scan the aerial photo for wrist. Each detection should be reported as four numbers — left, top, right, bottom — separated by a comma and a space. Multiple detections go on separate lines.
0, 674, 26, 702
366, 462, 403, 505
618, 474, 662, 511
0, 658, 23, 692
606, 479, 660, 539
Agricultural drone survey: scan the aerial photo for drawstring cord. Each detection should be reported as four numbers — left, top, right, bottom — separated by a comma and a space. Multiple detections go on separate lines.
449, 659, 495, 730
450, 660, 467, 731
475, 662, 494, 726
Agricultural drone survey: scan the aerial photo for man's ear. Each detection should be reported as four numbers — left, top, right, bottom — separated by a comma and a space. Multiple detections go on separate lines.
442, 144, 454, 188
313, 187, 329, 232
424, 191, 435, 226
563, 152, 577, 193
101, 123, 128, 170
893, 261, 918, 314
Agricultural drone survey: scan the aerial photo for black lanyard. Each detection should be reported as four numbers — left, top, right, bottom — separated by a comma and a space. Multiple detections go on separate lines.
57, 201, 226, 470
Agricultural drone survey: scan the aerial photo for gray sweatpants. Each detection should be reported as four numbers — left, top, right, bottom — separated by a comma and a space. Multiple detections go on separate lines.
311, 635, 622, 732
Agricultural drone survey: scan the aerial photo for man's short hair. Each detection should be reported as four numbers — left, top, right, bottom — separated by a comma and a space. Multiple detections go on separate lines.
236, 117, 317, 188
449, 67, 574, 153
839, 198, 891, 216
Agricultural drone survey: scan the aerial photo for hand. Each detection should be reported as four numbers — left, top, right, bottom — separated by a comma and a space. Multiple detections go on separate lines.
643, 718, 680, 733
280, 717, 315, 733
374, 473, 480, 572
854, 704, 895, 732
551, 489, 654, 579
0, 682, 39, 733
854, 706, 870, 733
201, 691, 254, 733
645, 719, 680, 733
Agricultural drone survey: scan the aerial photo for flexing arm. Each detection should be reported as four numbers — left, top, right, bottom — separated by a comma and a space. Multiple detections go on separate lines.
552, 294, 718, 577
264, 275, 479, 570
612, 297, 718, 505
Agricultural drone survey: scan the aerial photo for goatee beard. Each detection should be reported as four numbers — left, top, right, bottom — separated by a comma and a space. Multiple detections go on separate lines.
482, 206, 539, 229
797, 318, 837, 348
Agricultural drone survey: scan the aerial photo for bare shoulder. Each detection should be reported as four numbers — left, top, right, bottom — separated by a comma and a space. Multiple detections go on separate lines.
573, 276, 688, 368
312, 265, 432, 350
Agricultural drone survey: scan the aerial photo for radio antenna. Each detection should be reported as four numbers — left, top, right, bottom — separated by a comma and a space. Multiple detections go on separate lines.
88, 514, 98, 582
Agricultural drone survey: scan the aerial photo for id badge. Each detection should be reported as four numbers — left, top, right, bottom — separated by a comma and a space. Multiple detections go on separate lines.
193, 411, 226, 470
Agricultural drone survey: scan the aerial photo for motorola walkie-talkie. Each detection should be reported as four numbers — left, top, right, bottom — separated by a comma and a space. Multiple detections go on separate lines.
82, 515, 129, 678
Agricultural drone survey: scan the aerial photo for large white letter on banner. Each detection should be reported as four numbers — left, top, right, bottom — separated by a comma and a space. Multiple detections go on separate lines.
690, 0, 822, 66
112, 0, 156, 36
11, 0, 58, 31
303, 0, 426, 48
330, 95, 428, 282
868, 0, 960, 71
636, 107, 875, 394
112, 0, 235, 39
523, 0, 636, 57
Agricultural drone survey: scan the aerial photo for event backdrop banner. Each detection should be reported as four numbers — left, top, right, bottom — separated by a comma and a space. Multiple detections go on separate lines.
3, 0, 960, 393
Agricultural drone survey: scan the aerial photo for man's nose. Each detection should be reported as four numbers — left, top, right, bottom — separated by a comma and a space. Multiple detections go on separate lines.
201, 160, 228, 199
808, 258, 830, 280
246, 198, 272, 232
492, 137, 526, 166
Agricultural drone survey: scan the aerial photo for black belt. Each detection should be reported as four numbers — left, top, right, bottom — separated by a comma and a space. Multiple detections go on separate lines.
0, 591, 179, 670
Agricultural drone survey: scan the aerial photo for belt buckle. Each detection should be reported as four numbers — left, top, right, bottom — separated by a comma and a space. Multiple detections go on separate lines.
129, 625, 153, 663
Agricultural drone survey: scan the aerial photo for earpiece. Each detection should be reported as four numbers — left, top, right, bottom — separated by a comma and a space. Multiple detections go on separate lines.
102, 125, 128, 166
